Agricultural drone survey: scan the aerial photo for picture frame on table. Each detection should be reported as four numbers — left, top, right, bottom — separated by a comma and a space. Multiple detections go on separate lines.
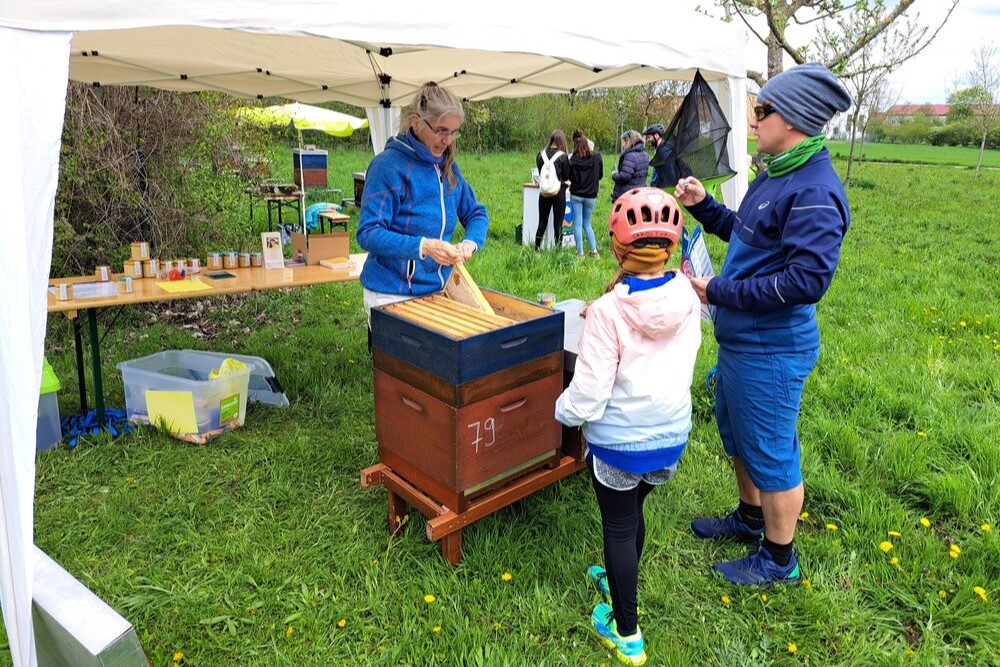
261, 232, 284, 270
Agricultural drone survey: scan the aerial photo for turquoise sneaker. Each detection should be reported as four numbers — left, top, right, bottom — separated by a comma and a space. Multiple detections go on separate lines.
590, 602, 647, 666
587, 565, 612, 603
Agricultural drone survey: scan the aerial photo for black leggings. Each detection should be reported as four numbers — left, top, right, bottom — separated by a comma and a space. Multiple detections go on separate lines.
588, 454, 655, 637
536, 190, 566, 249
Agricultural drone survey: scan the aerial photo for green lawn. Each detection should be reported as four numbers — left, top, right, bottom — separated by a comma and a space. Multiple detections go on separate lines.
824, 141, 999, 169
22, 146, 1000, 666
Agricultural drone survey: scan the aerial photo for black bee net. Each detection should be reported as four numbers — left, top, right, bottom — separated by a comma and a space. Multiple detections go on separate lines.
662, 69, 735, 185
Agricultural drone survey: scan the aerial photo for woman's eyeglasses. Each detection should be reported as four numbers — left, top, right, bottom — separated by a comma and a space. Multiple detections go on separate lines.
423, 118, 461, 139
753, 104, 777, 121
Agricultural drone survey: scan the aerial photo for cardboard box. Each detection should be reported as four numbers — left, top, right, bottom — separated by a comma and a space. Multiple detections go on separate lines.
290, 231, 349, 266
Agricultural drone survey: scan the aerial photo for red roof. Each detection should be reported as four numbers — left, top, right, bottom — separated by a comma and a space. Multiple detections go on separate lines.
888, 104, 950, 116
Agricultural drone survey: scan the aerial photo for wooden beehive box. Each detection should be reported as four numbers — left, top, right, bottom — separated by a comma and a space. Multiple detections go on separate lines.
370, 290, 564, 384
371, 290, 566, 510
373, 360, 563, 512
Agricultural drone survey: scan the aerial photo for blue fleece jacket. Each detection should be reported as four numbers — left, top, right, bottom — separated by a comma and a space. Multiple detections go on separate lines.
688, 149, 849, 352
356, 131, 489, 296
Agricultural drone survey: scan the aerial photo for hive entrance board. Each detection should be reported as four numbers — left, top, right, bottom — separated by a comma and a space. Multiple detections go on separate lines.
444, 262, 495, 315
384, 295, 514, 338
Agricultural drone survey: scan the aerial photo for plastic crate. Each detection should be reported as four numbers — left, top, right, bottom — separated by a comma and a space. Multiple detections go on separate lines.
36, 357, 62, 451
116, 350, 250, 442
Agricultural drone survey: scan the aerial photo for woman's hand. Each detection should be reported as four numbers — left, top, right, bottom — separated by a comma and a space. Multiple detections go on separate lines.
675, 177, 706, 207
423, 238, 465, 266
457, 240, 477, 261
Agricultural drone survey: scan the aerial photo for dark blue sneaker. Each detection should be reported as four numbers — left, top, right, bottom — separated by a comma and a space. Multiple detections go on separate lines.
712, 545, 802, 588
691, 509, 765, 542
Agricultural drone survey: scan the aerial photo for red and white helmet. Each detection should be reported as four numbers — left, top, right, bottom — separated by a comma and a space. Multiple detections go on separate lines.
608, 187, 683, 248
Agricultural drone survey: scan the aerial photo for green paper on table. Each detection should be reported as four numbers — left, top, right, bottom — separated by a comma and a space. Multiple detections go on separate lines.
145, 390, 198, 434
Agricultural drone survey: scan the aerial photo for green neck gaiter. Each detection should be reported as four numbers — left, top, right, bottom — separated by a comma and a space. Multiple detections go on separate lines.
763, 135, 826, 178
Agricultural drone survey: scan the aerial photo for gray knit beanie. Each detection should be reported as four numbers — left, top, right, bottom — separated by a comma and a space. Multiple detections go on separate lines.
757, 62, 853, 136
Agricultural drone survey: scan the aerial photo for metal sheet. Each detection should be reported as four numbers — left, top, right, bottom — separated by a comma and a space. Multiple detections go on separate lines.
33, 546, 147, 667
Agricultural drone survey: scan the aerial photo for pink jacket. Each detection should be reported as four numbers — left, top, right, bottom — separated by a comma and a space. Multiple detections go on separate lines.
555, 272, 702, 448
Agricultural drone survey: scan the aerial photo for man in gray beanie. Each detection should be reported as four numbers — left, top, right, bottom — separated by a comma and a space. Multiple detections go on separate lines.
673, 62, 852, 587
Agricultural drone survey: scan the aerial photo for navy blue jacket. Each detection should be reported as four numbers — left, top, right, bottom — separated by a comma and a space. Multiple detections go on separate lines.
687, 149, 849, 352
611, 144, 650, 202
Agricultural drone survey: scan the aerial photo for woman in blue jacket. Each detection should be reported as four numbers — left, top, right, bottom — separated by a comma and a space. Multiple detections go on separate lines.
357, 82, 489, 319
610, 131, 650, 203
676, 63, 852, 587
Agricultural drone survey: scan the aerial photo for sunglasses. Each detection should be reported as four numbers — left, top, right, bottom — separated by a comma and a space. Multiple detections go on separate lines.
753, 104, 778, 121
422, 118, 461, 139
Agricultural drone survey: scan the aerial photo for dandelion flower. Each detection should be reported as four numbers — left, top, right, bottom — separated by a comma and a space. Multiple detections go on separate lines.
879, 541, 894, 553
432, 626, 441, 633
938, 590, 947, 598
761, 593, 768, 602
788, 642, 798, 654
960, 321, 967, 327
826, 523, 838, 531
501, 572, 513, 582
172, 653, 184, 662
800, 512, 809, 519
982, 523, 991, 532
949, 551, 959, 560
919, 517, 931, 528
917, 431, 927, 438
950, 543, 961, 555
905, 649, 916, 657
285, 626, 294, 638
973, 587, 988, 602
337, 619, 346, 629
802, 579, 812, 589
494, 622, 502, 630
424, 594, 436, 604
888, 530, 902, 537
890, 557, 899, 565
721, 594, 731, 606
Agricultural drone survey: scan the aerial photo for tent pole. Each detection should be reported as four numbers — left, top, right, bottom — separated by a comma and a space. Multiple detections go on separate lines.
297, 128, 307, 239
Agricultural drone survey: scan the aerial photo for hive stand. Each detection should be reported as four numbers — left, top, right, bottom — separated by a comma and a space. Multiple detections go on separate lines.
361, 453, 584, 565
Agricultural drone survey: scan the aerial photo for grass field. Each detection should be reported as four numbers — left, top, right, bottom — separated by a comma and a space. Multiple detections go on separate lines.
20, 144, 999, 666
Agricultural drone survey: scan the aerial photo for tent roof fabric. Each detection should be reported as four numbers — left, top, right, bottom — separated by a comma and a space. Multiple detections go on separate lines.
4, 1, 747, 105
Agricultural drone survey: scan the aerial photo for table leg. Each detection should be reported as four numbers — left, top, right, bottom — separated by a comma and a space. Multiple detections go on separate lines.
441, 530, 462, 565
86, 309, 105, 426
73, 316, 88, 413
277, 200, 284, 229
267, 200, 274, 233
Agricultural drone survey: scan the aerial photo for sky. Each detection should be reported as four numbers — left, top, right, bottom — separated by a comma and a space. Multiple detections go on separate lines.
684, 1, 999, 105
886, 0, 999, 104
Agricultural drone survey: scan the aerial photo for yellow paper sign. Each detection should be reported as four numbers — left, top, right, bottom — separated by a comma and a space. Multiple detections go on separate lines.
155, 279, 213, 293
146, 390, 198, 434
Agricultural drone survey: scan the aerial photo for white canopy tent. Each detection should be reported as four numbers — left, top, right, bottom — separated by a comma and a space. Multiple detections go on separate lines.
0, 2, 748, 664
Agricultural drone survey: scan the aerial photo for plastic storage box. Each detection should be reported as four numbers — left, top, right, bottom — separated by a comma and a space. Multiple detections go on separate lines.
36, 357, 62, 451
116, 350, 251, 442
178, 349, 289, 407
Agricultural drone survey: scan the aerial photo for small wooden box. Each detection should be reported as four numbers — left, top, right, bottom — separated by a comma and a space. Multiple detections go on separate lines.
374, 368, 563, 511
371, 289, 564, 384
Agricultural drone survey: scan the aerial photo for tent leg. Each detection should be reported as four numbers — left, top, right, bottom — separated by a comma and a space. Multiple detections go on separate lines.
73, 316, 88, 413
87, 309, 105, 426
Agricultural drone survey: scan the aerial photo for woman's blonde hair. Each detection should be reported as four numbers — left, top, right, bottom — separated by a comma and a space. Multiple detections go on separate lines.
402, 82, 465, 187
621, 130, 644, 150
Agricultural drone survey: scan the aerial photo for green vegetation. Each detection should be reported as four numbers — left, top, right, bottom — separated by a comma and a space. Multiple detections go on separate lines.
20, 146, 1000, 666
826, 141, 1000, 168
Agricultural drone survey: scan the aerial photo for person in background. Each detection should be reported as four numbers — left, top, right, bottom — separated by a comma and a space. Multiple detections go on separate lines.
535, 130, 571, 250
642, 123, 680, 190
356, 82, 488, 334
610, 131, 649, 204
569, 129, 604, 259
556, 188, 702, 666
675, 62, 852, 587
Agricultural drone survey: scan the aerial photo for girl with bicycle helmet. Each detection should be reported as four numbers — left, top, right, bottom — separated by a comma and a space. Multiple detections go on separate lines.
555, 187, 702, 666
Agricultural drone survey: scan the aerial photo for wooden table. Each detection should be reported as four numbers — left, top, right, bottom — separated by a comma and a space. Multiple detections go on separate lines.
317, 210, 349, 233
48, 254, 367, 428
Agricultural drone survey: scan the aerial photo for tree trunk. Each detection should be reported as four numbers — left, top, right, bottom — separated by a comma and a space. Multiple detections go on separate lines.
976, 128, 987, 179
845, 110, 861, 186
